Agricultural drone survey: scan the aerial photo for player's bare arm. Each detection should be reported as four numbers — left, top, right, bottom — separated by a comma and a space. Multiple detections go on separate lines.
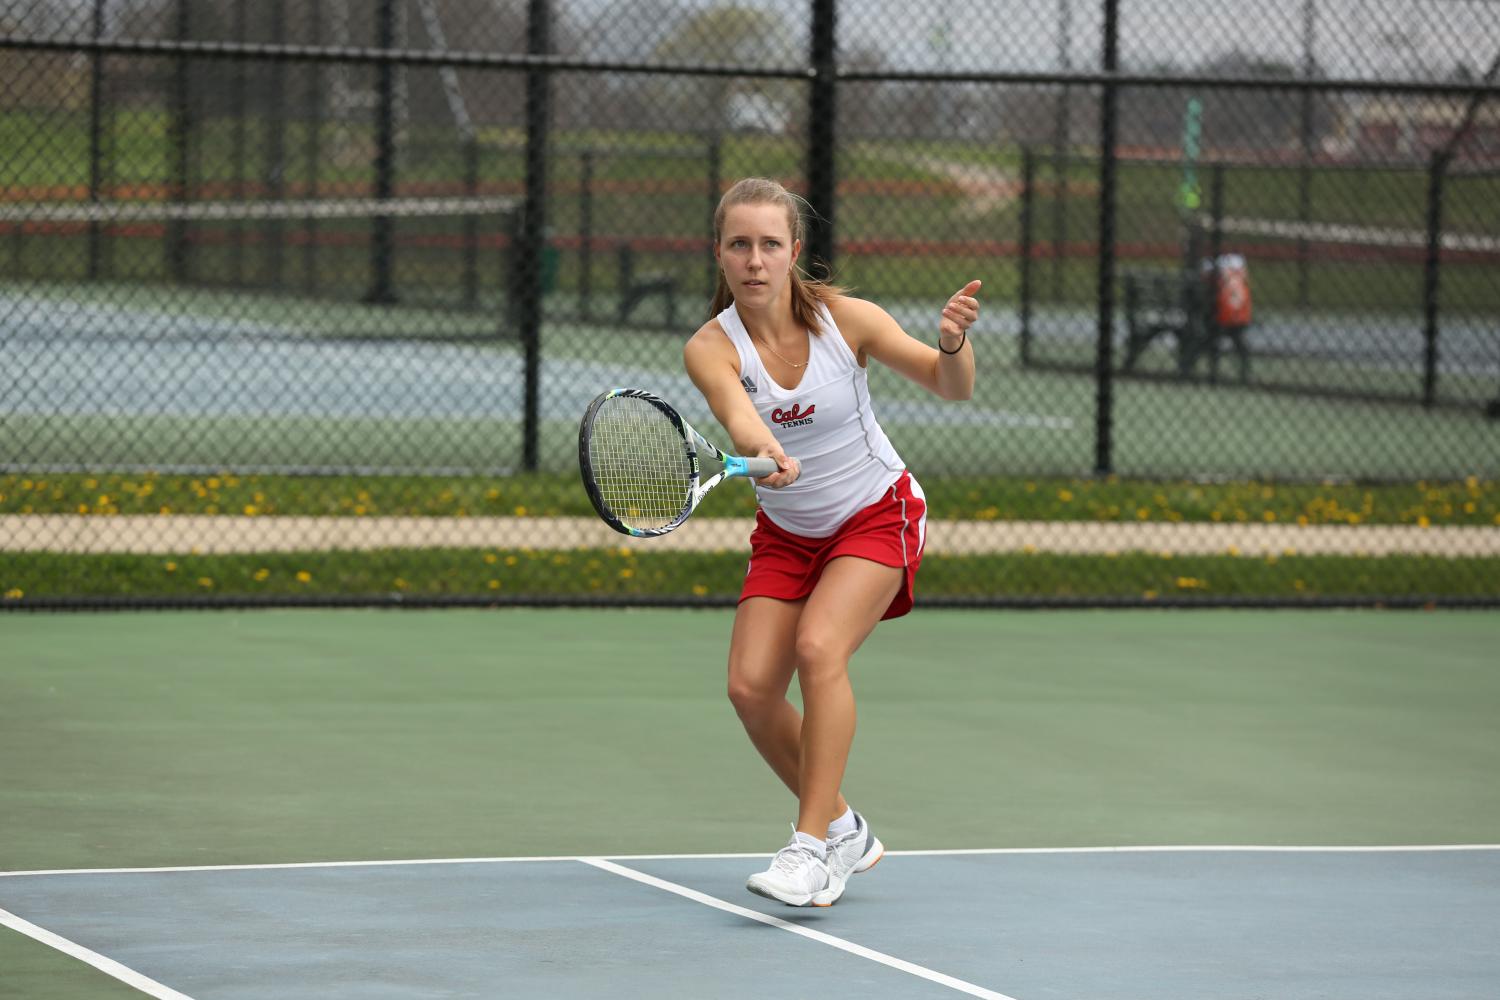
828, 280, 980, 401
684, 323, 801, 488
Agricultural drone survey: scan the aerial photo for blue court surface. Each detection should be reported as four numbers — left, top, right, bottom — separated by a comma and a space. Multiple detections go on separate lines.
4, 846, 1497, 999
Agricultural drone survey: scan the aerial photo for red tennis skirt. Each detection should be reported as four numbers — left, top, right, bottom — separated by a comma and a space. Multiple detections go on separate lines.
739, 471, 927, 621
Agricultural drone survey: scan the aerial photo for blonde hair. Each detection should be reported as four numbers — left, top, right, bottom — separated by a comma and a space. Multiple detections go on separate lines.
710, 177, 846, 332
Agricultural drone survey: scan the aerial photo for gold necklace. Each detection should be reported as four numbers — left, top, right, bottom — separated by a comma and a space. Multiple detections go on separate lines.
754, 332, 808, 369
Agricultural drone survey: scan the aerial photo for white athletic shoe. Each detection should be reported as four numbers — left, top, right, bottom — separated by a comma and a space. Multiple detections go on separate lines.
814, 810, 884, 906
746, 832, 833, 907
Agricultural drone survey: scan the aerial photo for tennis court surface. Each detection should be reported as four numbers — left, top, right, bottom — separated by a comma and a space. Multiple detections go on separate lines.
3, 608, 1498, 999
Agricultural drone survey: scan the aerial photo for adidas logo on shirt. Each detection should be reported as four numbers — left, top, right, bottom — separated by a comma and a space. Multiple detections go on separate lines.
741, 376, 759, 394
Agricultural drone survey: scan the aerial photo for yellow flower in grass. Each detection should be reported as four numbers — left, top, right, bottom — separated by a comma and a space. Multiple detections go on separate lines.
513, 505, 529, 517
619, 568, 635, 579
164, 561, 178, 573
253, 568, 270, 582
691, 584, 709, 596
488, 579, 501, 590
197, 577, 214, 588
296, 571, 312, 583
243, 505, 259, 516
484, 553, 498, 564
4, 588, 23, 600
505, 555, 518, 567
393, 578, 409, 590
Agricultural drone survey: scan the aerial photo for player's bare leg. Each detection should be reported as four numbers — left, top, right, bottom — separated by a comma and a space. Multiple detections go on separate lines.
793, 556, 901, 839
727, 595, 850, 823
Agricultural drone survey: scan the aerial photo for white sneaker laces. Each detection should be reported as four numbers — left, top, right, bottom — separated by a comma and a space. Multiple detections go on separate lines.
771, 843, 821, 877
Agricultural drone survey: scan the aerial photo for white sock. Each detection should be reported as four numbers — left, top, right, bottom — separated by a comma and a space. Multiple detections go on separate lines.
793, 831, 827, 858
827, 806, 857, 839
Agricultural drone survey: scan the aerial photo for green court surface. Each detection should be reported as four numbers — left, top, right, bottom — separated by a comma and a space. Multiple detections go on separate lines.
2, 608, 1498, 998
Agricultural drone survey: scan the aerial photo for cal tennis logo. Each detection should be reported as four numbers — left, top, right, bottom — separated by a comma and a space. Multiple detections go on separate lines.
771, 402, 816, 428
741, 376, 758, 394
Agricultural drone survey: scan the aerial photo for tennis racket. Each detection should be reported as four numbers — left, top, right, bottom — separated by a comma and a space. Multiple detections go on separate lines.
578, 387, 779, 537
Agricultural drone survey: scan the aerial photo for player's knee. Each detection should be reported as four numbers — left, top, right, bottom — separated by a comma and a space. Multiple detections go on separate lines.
726, 672, 778, 721
793, 631, 847, 685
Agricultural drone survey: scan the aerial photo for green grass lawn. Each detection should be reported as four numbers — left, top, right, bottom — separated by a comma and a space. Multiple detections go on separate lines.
7, 110, 1496, 312
3, 548, 1495, 604
3, 470, 1495, 525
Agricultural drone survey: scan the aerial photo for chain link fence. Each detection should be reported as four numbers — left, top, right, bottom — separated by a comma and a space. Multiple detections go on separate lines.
2, 0, 1497, 608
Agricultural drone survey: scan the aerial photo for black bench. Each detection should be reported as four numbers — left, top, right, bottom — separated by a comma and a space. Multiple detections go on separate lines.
1121, 267, 1250, 383
616, 244, 677, 328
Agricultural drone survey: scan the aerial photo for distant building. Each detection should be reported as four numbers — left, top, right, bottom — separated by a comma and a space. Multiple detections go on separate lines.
1328, 96, 1500, 162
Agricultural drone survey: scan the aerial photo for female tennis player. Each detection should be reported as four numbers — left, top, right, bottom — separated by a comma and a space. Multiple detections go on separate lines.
683, 177, 979, 907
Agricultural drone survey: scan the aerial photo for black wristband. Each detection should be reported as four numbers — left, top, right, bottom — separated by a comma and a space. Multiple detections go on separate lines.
939, 331, 967, 355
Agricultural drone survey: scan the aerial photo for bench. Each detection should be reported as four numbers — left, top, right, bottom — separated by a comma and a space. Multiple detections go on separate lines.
1121, 267, 1251, 383
616, 244, 677, 328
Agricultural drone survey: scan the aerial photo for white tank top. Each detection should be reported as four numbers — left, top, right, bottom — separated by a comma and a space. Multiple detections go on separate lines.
716, 300, 905, 538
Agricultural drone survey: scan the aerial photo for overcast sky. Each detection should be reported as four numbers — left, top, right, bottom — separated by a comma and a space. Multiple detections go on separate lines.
37, 0, 1500, 79
575, 0, 1498, 78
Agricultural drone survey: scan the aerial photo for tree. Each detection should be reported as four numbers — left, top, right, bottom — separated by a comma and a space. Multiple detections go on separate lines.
646, 5, 799, 135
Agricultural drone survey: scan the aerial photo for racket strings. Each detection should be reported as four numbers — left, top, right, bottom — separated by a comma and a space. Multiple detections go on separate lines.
588, 397, 695, 530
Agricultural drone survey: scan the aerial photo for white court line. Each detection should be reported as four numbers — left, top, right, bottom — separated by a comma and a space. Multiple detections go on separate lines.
4, 843, 1498, 878
580, 857, 1020, 1000
0, 907, 199, 1000
0, 855, 587, 878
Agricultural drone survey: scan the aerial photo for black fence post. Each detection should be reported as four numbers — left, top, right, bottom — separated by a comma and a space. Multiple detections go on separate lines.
1093, 0, 1120, 477
1296, 0, 1315, 308
463, 136, 480, 308
87, 0, 106, 282
1019, 147, 1035, 368
519, 0, 553, 471
1422, 151, 1445, 410
1208, 162, 1225, 260
1207, 161, 1226, 385
579, 148, 593, 321
303, 0, 321, 295
264, 0, 287, 288
168, 0, 191, 284
805, 0, 837, 280
706, 134, 722, 299
366, 0, 398, 305
230, 0, 248, 286
1051, 152, 1068, 303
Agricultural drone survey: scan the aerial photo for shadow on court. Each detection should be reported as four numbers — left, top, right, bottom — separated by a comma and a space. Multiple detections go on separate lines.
4, 848, 1497, 1000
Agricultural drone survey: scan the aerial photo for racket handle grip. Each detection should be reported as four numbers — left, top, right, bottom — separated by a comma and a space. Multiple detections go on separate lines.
728, 456, 782, 479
